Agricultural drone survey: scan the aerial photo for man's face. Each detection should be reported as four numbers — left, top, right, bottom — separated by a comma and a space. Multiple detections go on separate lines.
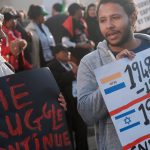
98, 2, 132, 47
38, 15, 45, 24
56, 50, 69, 62
75, 9, 83, 20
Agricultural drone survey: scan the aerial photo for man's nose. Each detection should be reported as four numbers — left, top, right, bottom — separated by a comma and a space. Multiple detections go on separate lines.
106, 19, 114, 29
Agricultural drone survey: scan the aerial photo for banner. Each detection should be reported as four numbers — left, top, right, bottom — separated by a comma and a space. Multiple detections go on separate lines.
134, 0, 150, 31
0, 68, 72, 150
94, 48, 150, 150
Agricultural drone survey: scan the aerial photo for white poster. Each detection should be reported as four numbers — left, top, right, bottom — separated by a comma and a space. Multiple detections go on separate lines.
94, 48, 150, 150
134, 0, 150, 31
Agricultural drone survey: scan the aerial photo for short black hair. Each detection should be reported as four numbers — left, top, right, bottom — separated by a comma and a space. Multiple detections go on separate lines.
28, 5, 48, 20
97, 0, 137, 17
53, 44, 68, 55
68, 3, 83, 16
53, 3, 63, 12
3, 12, 19, 21
87, 3, 96, 10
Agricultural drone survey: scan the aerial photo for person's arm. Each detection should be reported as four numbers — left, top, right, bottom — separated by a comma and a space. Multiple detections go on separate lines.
62, 36, 76, 48
62, 36, 93, 49
77, 59, 108, 126
58, 93, 67, 111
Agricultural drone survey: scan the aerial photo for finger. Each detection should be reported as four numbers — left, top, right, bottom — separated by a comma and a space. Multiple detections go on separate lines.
59, 93, 64, 98
116, 51, 134, 60
60, 103, 67, 111
128, 53, 135, 60
59, 92, 63, 96
58, 97, 65, 103
126, 51, 136, 60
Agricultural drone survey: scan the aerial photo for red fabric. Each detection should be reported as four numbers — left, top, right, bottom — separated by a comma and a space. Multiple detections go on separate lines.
62, 16, 74, 37
1, 26, 32, 71
62, 16, 89, 38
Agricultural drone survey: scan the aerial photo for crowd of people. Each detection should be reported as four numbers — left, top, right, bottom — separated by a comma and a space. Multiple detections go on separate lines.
0, 0, 150, 149
0, 2, 103, 150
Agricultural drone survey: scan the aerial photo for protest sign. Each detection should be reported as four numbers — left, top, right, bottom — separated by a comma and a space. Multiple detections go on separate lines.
0, 67, 72, 150
134, 0, 150, 31
94, 48, 150, 150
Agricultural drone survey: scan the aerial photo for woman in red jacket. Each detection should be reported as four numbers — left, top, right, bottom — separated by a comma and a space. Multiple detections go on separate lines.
1, 12, 32, 72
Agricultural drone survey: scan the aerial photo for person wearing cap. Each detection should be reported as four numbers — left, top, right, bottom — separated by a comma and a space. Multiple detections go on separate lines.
0, 13, 67, 117
1, 11, 32, 72
47, 44, 89, 150
26, 4, 55, 68
61, 3, 95, 65
0, 13, 14, 76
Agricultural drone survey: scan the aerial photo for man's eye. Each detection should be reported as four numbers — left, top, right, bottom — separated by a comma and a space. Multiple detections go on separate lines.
99, 19, 106, 23
112, 16, 120, 20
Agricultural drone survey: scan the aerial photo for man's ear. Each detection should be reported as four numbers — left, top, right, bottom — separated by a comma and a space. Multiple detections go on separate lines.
130, 11, 137, 31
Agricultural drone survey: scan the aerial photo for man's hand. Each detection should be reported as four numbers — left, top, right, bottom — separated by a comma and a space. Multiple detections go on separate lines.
69, 61, 78, 75
58, 93, 67, 111
116, 49, 135, 60
10, 39, 27, 56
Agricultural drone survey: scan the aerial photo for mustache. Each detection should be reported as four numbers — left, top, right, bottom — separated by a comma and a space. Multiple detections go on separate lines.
105, 30, 120, 37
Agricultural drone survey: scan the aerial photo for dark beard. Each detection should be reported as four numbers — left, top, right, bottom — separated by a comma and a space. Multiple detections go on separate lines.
106, 22, 132, 47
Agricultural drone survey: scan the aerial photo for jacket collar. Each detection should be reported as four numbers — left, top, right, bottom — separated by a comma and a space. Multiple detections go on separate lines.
96, 33, 150, 65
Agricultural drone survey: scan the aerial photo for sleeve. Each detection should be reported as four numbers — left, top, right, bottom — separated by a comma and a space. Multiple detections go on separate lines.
77, 59, 108, 126
62, 36, 76, 48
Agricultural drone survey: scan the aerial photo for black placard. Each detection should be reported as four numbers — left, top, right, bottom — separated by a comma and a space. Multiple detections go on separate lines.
0, 67, 72, 150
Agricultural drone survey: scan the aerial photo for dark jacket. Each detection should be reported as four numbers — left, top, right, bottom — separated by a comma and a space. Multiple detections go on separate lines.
86, 16, 103, 47
48, 58, 89, 150
45, 14, 67, 44
47, 59, 77, 114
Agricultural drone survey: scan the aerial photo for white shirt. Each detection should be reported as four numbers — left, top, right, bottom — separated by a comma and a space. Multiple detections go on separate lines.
0, 56, 14, 77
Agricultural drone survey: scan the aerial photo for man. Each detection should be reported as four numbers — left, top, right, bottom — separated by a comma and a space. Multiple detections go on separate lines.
0, 13, 14, 76
51, 3, 63, 16
77, 0, 150, 149
47, 44, 89, 150
61, 3, 94, 65
45, 3, 67, 44
26, 5, 55, 68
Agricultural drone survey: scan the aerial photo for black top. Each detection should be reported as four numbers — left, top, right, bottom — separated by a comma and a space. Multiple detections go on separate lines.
45, 14, 67, 44
131, 38, 150, 53
86, 16, 104, 47
111, 38, 150, 57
